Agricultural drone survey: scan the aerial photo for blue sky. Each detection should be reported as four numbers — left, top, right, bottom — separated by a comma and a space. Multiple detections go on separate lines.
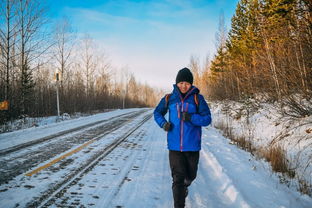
47, 0, 239, 90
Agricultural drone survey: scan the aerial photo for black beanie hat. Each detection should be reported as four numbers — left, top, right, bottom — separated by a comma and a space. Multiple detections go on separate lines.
176, 67, 193, 85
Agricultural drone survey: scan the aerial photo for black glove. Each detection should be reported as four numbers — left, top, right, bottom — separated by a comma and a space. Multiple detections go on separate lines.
182, 112, 192, 122
163, 122, 171, 131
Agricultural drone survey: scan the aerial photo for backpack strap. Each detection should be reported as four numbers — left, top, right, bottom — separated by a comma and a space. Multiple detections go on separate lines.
194, 94, 199, 106
165, 93, 172, 108
194, 94, 199, 113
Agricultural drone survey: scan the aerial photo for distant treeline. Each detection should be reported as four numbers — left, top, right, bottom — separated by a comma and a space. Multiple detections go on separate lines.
0, 0, 160, 123
191, 0, 312, 118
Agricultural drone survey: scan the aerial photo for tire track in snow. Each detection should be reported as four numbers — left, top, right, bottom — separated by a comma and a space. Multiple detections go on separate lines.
0, 111, 139, 156
0, 110, 146, 185
190, 149, 251, 208
108, 119, 173, 208
28, 113, 153, 208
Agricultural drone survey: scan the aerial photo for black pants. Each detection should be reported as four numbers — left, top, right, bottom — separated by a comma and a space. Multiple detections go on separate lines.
169, 150, 200, 208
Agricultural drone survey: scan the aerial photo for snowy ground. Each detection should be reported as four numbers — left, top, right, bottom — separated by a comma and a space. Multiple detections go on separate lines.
0, 108, 311, 207
211, 101, 312, 192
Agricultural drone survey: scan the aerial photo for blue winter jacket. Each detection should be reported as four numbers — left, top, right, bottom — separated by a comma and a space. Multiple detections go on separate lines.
154, 85, 212, 152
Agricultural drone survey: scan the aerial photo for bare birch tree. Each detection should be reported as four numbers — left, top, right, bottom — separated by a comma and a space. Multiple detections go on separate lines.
16, 0, 49, 115
0, 0, 18, 102
53, 17, 75, 91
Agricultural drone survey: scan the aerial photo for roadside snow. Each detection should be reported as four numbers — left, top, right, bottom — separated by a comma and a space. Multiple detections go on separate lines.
196, 126, 311, 208
211, 101, 312, 195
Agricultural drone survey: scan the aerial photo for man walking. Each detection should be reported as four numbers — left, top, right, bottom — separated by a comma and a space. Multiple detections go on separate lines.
154, 67, 212, 208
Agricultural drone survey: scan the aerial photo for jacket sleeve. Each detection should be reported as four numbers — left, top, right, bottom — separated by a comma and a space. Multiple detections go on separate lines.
153, 96, 168, 128
190, 94, 212, 127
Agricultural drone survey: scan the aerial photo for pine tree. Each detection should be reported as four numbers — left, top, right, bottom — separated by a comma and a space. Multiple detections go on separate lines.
211, 10, 228, 74
20, 61, 35, 115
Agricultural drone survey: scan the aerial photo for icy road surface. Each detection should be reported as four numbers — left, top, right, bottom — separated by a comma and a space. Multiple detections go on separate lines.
0, 108, 311, 208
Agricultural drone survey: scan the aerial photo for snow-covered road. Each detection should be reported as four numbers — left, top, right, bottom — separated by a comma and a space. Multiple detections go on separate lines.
0, 108, 311, 208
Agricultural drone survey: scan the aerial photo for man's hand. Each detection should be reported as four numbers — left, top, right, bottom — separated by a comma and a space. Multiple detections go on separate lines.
182, 112, 192, 122
163, 122, 171, 131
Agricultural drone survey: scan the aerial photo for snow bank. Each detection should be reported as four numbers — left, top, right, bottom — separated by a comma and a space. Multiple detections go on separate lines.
210, 100, 312, 195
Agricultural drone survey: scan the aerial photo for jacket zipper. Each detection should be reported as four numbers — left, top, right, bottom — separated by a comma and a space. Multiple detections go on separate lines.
180, 101, 184, 152
179, 87, 196, 152
176, 103, 180, 118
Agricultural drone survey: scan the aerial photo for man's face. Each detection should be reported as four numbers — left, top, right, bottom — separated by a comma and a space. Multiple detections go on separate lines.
177, 81, 191, 94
